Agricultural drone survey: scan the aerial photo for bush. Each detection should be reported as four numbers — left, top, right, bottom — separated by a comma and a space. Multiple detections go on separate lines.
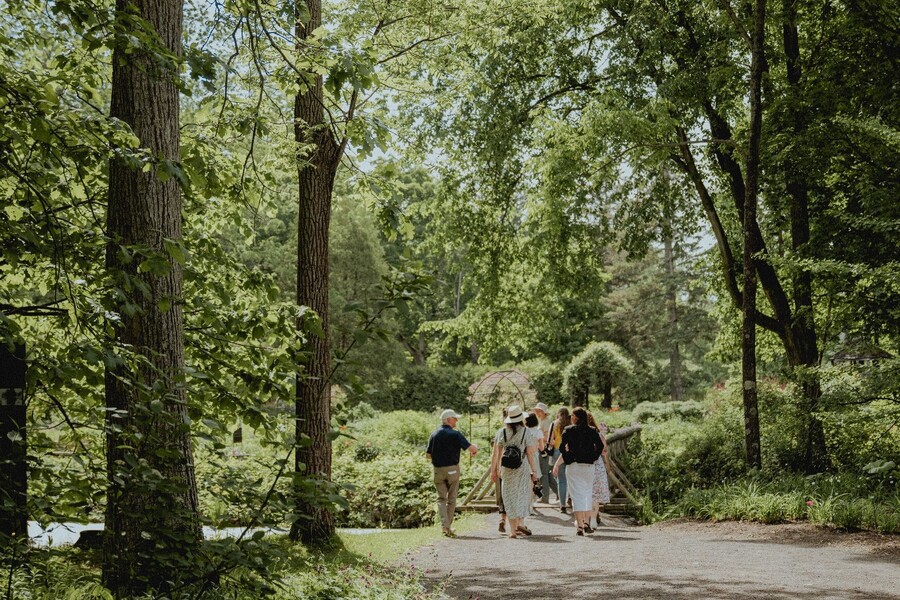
632, 400, 706, 422
516, 358, 565, 406
561, 341, 633, 405
373, 366, 474, 412
338, 410, 438, 456
673, 474, 900, 533
820, 361, 900, 472
333, 452, 487, 528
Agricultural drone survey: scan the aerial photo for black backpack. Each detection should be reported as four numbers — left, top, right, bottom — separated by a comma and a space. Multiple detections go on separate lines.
500, 428, 527, 469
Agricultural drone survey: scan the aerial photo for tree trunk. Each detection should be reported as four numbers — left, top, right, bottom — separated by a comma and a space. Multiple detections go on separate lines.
417, 331, 427, 365
103, 0, 200, 592
289, 0, 341, 544
664, 236, 683, 402
601, 378, 613, 410
782, 0, 827, 474
571, 379, 589, 409
0, 343, 27, 542
741, 0, 766, 470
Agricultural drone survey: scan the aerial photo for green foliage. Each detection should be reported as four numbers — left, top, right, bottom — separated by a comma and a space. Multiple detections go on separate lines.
632, 400, 706, 422
517, 358, 565, 406
375, 365, 477, 412
333, 453, 438, 529
270, 559, 446, 600
561, 341, 633, 404
332, 409, 488, 528
819, 360, 900, 472
674, 475, 900, 534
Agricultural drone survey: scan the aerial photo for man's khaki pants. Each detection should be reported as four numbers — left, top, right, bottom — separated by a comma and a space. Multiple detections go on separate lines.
434, 464, 461, 530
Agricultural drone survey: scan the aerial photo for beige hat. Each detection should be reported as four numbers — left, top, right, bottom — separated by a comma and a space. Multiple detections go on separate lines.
504, 405, 524, 424
440, 409, 461, 421
533, 402, 550, 414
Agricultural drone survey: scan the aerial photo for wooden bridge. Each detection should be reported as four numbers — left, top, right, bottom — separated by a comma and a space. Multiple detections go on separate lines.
459, 424, 643, 516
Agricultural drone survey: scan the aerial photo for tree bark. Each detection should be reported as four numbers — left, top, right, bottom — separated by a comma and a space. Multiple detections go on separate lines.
601, 378, 613, 410
664, 236, 684, 402
103, 0, 200, 592
571, 379, 589, 409
289, 0, 341, 544
741, 0, 766, 470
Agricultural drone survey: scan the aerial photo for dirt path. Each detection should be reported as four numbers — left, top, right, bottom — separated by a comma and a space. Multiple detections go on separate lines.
408, 509, 900, 600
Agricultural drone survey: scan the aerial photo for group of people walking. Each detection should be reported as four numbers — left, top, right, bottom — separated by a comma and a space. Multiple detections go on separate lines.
426, 402, 611, 539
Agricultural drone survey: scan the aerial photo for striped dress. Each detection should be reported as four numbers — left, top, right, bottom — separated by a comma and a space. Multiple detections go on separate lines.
495, 426, 532, 520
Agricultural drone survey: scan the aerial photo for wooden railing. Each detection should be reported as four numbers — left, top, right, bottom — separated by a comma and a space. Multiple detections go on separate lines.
603, 424, 642, 510
460, 423, 643, 512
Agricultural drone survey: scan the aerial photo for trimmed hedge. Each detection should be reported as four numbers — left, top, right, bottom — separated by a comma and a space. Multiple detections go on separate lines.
373, 366, 473, 412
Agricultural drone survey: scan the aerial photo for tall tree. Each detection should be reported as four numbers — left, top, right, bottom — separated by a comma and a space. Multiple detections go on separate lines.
289, 0, 351, 544
741, 0, 766, 469
663, 236, 684, 402
103, 0, 200, 592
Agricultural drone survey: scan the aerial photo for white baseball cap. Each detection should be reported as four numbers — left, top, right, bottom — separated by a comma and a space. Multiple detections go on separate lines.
440, 409, 462, 421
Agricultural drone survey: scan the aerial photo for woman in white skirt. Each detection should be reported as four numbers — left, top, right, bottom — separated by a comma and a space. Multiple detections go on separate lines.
552, 407, 603, 536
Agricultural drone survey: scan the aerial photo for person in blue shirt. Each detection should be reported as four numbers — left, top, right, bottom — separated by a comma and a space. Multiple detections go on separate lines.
426, 409, 478, 537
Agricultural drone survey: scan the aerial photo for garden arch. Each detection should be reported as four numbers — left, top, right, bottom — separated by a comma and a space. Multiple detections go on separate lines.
465, 369, 537, 439
562, 341, 632, 409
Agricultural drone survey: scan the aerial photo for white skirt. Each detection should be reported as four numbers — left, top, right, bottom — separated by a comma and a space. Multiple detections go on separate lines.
565, 463, 594, 512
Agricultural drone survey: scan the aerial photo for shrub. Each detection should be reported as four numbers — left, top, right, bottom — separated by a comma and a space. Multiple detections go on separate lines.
516, 358, 565, 406
673, 474, 900, 533
632, 400, 706, 422
341, 410, 438, 456
333, 452, 487, 528
374, 366, 473, 412
561, 341, 633, 406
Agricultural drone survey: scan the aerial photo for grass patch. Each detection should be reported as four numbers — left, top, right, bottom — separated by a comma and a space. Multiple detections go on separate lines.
334, 512, 482, 564
670, 475, 900, 533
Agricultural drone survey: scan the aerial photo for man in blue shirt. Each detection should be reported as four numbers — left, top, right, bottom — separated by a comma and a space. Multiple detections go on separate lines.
426, 409, 478, 537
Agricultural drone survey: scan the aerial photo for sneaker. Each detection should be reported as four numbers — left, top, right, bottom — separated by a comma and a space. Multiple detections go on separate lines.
498, 521, 506, 534
516, 525, 532, 536
560, 506, 568, 514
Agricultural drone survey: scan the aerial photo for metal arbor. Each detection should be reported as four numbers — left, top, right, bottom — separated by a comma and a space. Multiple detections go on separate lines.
464, 369, 537, 441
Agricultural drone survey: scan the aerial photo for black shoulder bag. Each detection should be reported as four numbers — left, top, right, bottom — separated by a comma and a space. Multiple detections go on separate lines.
500, 428, 527, 469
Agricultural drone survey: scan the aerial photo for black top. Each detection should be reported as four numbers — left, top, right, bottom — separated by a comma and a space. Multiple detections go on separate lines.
560, 424, 603, 465
426, 424, 472, 467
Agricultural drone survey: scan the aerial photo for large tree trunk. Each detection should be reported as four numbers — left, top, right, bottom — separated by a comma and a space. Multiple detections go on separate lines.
664, 236, 683, 402
103, 0, 200, 592
740, 0, 766, 470
289, 0, 341, 544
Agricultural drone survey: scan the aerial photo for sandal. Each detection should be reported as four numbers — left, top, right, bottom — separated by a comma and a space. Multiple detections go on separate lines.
583, 524, 594, 534
516, 525, 532, 536
576, 527, 584, 536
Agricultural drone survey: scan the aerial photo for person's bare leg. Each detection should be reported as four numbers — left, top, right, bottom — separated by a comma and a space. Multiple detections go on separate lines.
509, 517, 520, 538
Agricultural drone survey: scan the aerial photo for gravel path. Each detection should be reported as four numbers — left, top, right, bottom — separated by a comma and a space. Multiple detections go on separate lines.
409, 509, 900, 599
